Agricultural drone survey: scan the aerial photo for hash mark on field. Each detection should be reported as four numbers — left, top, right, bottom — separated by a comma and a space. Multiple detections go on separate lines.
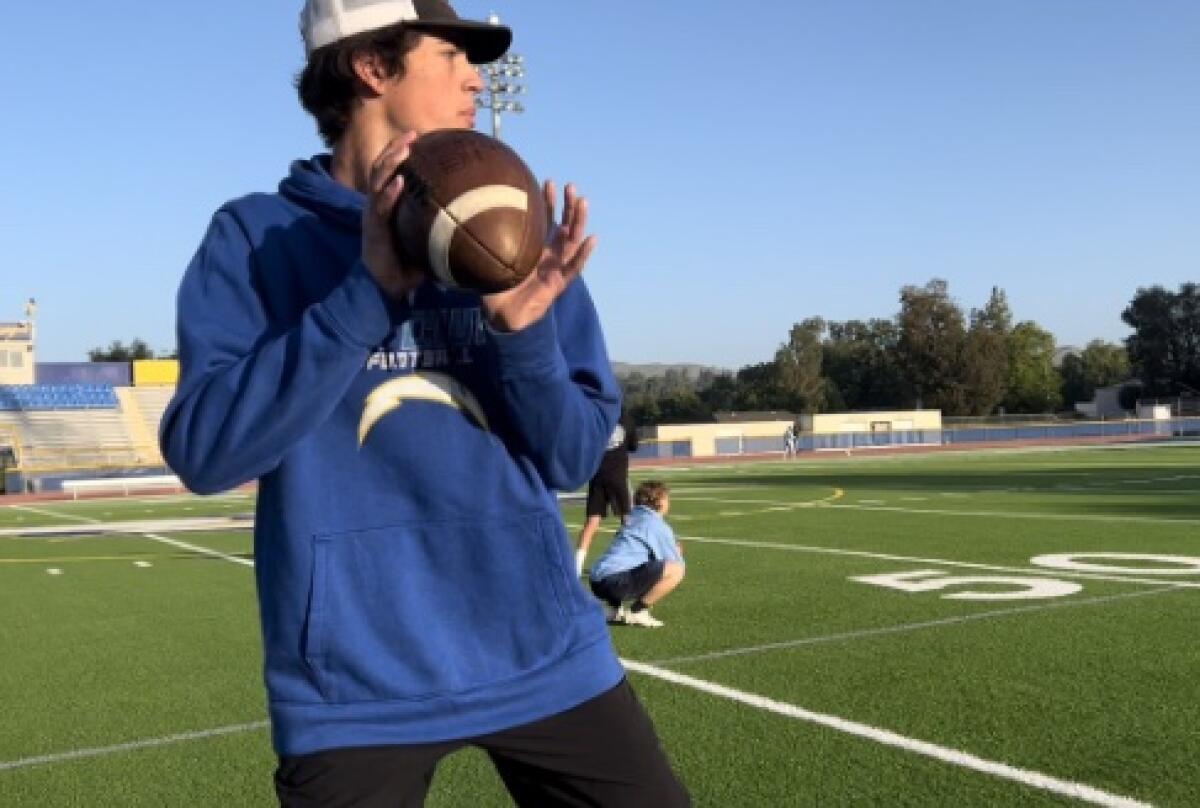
648, 586, 1185, 666
623, 661, 1152, 808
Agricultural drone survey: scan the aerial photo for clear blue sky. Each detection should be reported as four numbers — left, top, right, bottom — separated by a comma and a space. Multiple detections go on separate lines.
2, 1, 1196, 369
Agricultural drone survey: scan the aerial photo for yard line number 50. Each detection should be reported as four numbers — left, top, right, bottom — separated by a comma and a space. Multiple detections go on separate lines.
851, 553, 1200, 601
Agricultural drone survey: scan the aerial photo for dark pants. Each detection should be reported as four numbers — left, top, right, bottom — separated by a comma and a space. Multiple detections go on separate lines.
585, 459, 631, 519
274, 678, 690, 808
589, 561, 665, 609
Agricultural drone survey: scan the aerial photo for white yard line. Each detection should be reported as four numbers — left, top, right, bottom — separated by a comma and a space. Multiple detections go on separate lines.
673, 494, 1200, 526
675, 534, 1200, 590
1, 513, 1169, 805
622, 660, 1152, 808
648, 586, 1187, 667
8, 505, 98, 524
0, 721, 269, 772
829, 502, 1200, 527
140, 533, 254, 568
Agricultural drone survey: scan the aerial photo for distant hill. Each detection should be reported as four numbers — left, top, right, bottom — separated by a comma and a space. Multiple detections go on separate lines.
611, 362, 728, 379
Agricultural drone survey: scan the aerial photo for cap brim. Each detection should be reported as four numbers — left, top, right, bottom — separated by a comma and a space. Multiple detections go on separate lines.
408, 21, 512, 64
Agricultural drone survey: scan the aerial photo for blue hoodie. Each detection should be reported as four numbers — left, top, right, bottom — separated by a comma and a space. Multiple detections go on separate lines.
160, 155, 625, 757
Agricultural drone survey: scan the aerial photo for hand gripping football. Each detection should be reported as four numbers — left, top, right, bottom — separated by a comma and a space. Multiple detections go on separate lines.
391, 129, 548, 293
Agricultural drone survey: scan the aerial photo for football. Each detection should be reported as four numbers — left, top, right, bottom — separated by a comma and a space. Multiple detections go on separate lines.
391, 129, 547, 293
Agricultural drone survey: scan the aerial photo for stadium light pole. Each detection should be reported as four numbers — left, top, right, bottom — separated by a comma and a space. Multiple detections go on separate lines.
476, 12, 526, 141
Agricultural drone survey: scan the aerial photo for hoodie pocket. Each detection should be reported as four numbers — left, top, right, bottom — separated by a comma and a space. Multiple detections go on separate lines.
305, 514, 572, 704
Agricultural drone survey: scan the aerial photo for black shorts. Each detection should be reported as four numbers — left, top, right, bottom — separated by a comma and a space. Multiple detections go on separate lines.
589, 561, 665, 608
585, 468, 631, 519
274, 678, 690, 808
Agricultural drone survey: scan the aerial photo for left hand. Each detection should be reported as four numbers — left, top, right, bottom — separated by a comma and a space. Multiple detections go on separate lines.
481, 180, 598, 332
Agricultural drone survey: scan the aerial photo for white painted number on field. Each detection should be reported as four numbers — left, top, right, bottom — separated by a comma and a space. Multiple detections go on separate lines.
852, 569, 1082, 601
1032, 553, 1200, 576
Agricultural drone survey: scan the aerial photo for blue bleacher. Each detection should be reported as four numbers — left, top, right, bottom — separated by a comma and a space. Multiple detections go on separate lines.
0, 384, 119, 411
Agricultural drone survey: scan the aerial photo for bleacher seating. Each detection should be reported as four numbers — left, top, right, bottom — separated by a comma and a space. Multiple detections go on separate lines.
0, 384, 118, 411
131, 386, 174, 440
0, 386, 163, 473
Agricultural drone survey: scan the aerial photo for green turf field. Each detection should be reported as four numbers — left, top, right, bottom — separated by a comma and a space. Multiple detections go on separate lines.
2, 444, 1198, 806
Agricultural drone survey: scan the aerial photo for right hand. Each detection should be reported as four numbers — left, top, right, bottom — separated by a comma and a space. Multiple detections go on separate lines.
362, 133, 425, 299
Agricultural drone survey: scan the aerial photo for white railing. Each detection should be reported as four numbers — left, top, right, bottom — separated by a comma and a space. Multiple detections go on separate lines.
61, 475, 182, 499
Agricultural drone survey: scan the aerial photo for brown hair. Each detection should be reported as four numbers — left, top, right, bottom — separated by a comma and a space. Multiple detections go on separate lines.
634, 480, 670, 511
296, 23, 423, 147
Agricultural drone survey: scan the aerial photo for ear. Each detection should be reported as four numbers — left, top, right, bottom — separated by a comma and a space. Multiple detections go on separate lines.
351, 50, 392, 96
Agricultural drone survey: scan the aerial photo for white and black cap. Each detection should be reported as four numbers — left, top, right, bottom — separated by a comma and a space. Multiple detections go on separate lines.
301, 0, 512, 64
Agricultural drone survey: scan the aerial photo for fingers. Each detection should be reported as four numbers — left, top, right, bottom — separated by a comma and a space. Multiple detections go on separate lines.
561, 183, 579, 234
543, 179, 557, 232
369, 132, 418, 215
566, 193, 588, 245
563, 234, 598, 282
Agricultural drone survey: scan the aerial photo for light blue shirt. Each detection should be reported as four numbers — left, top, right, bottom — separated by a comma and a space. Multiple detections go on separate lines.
590, 505, 683, 581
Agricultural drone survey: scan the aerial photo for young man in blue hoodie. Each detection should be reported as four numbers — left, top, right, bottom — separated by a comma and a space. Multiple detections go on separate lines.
160, 1, 688, 805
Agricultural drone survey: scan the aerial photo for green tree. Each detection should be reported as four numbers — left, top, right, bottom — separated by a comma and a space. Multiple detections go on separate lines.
87, 338, 155, 362
775, 317, 826, 414
1059, 353, 1089, 410
823, 319, 904, 410
1004, 322, 1061, 413
1122, 284, 1200, 396
734, 362, 792, 411
1080, 340, 1131, 388
697, 372, 739, 413
961, 287, 1012, 415
1063, 340, 1131, 408
895, 279, 967, 413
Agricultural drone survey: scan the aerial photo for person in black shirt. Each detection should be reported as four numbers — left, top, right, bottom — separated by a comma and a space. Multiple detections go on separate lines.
575, 415, 639, 576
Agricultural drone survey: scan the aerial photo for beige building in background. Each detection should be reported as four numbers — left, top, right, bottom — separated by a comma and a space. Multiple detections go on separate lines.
798, 410, 942, 438
0, 300, 36, 386
650, 419, 795, 458
642, 410, 943, 458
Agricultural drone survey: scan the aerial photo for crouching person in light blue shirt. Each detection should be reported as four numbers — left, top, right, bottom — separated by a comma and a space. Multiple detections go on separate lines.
589, 481, 684, 628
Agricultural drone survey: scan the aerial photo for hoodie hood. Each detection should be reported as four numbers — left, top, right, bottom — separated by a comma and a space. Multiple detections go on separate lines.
279, 155, 365, 230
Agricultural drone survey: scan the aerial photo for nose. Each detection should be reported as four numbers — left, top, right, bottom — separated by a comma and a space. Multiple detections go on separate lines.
465, 63, 484, 93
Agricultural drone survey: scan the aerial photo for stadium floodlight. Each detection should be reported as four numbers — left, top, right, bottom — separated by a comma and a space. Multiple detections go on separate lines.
475, 12, 526, 141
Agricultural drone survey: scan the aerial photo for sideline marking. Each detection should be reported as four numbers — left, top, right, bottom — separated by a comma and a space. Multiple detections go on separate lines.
622, 660, 1152, 808
0, 556, 160, 565
0, 721, 270, 772
9, 505, 96, 523
648, 586, 1185, 666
